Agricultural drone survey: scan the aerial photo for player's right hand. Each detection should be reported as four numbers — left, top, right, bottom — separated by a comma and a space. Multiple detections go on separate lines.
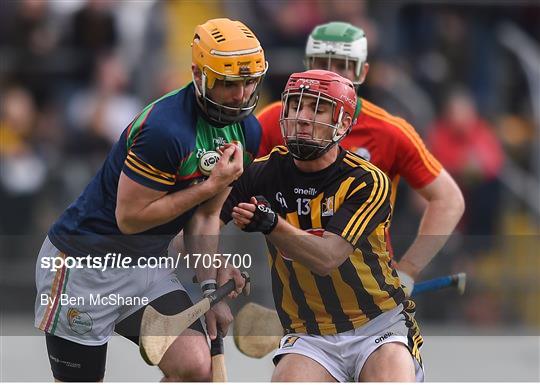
208, 143, 243, 189
217, 264, 246, 299
232, 196, 278, 234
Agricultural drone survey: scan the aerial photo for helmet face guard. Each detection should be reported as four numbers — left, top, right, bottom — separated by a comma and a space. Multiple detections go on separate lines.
280, 89, 345, 161
279, 70, 357, 161
304, 22, 367, 86
192, 18, 268, 125
192, 64, 267, 125
305, 53, 361, 83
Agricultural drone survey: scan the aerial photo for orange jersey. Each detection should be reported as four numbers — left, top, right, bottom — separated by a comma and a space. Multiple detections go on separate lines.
256, 99, 442, 204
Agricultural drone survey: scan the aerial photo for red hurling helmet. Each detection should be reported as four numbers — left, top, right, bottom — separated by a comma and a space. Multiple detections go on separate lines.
280, 69, 357, 160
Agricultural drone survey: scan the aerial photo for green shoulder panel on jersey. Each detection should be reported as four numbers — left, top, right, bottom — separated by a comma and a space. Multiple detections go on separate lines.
126, 88, 184, 150
176, 117, 251, 180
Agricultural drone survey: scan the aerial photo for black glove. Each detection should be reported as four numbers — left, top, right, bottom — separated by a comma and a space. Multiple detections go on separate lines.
242, 195, 278, 235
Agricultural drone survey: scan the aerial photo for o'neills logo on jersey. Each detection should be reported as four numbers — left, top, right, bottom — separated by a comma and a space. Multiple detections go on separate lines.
374, 331, 394, 344
213, 137, 226, 147
67, 308, 93, 335
294, 187, 317, 196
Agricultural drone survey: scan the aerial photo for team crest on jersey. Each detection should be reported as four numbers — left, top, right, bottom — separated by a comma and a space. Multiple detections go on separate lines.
196, 148, 207, 158
67, 308, 93, 335
281, 336, 300, 348
321, 196, 334, 217
354, 147, 371, 161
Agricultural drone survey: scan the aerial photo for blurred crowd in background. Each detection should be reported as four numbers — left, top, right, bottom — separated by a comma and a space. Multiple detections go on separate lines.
1, 0, 539, 330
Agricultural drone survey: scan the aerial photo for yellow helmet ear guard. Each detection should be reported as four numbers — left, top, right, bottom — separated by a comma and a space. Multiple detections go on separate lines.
191, 18, 268, 125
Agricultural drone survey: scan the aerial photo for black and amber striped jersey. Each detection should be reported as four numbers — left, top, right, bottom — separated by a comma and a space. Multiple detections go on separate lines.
221, 146, 407, 335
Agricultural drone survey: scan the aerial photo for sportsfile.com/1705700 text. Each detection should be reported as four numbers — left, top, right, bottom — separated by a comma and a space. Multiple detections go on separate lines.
40, 253, 252, 272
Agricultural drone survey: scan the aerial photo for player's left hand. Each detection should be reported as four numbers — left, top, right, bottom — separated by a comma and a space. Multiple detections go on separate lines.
232, 196, 278, 234
205, 301, 233, 340
396, 269, 415, 297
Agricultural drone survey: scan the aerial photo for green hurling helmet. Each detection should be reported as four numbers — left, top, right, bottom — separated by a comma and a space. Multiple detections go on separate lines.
305, 22, 367, 85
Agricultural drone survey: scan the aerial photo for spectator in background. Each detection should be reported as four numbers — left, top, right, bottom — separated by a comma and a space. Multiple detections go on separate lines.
68, 0, 118, 85
232, 0, 325, 99
0, 87, 47, 256
66, 52, 142, 154
428, 87, 504, 249
2, 0, 61, 107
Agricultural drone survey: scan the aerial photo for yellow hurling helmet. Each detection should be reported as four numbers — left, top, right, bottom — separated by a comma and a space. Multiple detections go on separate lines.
192, 18, 268, 125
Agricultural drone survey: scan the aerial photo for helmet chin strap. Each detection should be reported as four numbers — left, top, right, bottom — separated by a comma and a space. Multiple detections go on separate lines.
201, 71, 207, 98
191, 70, 206, 105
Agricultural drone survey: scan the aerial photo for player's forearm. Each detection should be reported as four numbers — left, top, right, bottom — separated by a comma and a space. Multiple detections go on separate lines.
187, 188, 232, 283
117, 180, 219, 234
398, 193, 465, 279
187, 213, 221, 283
268, 219, 351, 276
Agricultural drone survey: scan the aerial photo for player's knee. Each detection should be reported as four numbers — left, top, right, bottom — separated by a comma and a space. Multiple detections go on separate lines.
160, 345, 211, 382
271, 363, 288, 382
272, 365, 303, 382
162, 364, 212, 382
181, 354, 212, 382
363, 367, 414, 382
271, 355, 299, 382
359, 342, 415, 382
162, 364, 211, 382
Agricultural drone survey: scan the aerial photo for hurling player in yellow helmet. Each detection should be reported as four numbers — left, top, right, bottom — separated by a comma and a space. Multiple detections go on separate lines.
34, 17, 265, 382
192, 18, 268, 125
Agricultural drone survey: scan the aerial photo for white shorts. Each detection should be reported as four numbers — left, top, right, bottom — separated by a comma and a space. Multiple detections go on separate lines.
274, 302, 425, 382
34, 236, 184, 346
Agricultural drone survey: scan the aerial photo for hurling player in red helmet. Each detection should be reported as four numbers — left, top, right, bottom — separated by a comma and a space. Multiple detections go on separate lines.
257, 22, 464, 309
221, 70, 424, 382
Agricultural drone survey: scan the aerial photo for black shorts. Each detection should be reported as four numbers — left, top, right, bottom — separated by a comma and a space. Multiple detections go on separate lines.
45, 290, 205, 382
